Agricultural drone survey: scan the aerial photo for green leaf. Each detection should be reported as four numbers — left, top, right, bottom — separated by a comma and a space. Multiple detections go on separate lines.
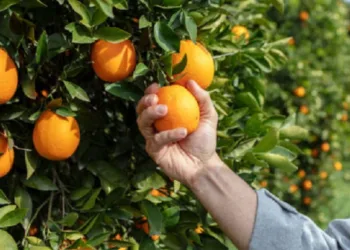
0, 190, 10, 205
25, 149, 39, 179
139, 15, 152, 29
280, 125, 308, 140
0, 229, 17, 250
87, 232, 111, 247
0, 0, 20, 12
21, 74, 37, 100
79, 214, 100, 234
94, 26, 131, 43
70, 187, 91, 201
154, 21, 180, 52
253, 129, 279, 153
271, 0, 284, 13
19, 0, 47, 8
172, 54, 187, 75
141, 200, 163, 235
91, 9, 108, 26
0, 208, 27, 228
63, 80, 90, 102
133, 63, 149, 79
92, 0, 114, 18
14, 187, 32, 229
113, 0, 128, 9
68, 0, 91, 27
0, 205, 16, 220
35, 31, 48, 64
54, 107, 77, 117
105, 83, 143, 102
236, 92, 261, 111
133, 172, 166, 192
58, 212, 79, 227
228, 139, 256, 159
139, 238, 157, 250
270, 146, 297, 161
183, 11, 197, 43
65, 23, 96, 44
81, 188, 101, 210
163, 206, 180, 228
256, 153, 298, 173
23, 175, 58, 191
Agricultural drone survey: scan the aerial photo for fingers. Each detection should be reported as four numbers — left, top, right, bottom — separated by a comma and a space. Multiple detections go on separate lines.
145, 83, 160, 95
149, 128, 188, 152
136, 94, 158, 114
137, 105, 168, 138
186, 80, 217, 121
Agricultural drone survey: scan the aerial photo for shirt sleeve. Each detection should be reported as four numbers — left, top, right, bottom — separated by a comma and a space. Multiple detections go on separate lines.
249, 189, 350, 250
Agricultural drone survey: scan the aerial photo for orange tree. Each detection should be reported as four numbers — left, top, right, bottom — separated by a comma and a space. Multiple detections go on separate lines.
0, 0, 307, 249
264, 0, 350, 227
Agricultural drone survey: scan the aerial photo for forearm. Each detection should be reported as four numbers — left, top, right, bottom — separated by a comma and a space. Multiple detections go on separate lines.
189, 154, 257, 250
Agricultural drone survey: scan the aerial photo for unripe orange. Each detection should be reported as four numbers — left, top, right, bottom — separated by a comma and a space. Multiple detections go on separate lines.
0, 48, 18, 105
91, 40, 136, 82
154, 85, 200, 134
0, 134, 15, 178
172, 40, 214, 89
33, 110, 80, 161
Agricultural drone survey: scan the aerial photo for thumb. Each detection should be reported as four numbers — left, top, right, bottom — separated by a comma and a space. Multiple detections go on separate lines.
186, 80, 216, 119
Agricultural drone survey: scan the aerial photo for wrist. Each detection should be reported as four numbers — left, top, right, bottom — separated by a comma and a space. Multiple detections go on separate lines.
188, 153, 226, 191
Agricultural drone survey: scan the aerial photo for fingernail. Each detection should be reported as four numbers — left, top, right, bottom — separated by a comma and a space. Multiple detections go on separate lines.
156, 105, 167, 114
145, 95, 154, 105
178, 128, 187, 137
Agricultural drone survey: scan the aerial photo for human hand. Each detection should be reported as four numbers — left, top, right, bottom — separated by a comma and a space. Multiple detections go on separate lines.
136, 80, 219, 186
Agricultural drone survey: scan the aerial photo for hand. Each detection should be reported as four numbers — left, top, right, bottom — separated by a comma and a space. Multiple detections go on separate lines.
136, 80, 219, 186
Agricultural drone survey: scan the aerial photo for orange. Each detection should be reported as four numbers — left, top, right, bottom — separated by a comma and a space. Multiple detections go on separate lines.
299, 11, 309, 21
333, 161, 342, 171
343, 102, 349, 110
154, 85, 200, 134
260, 180, 268, 188
341, 114, 348, 121
172, 40, 214, 89
321, 142, 330, 152
289, 184, 298, 193
91, 40, 136, 82
293, 86, 306, 97
288, 37, 296, 46
33, 110, 80, 161
150, 188, 167, 197
41, 90, 49, 98
298, 169, 306, 179
231, 25, 250, 41
302, 180, 312, 190
0, 48, 18, 104
303, 197, 311, 205
299, 105, 309, 114
29, 226, 38, 236
311, 149, 319, 158
195, 225, 204, 234
319, 171, 328, 179
151, 235, 160, 241
0, 134, 15, 178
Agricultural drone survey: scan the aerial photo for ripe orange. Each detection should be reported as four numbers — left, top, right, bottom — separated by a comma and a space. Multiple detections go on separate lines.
195, 225, 204, 234
29, 226, 38, 236
150, 188, 167, 197
321, 142, 330, 152
33, 110, 80, 161
333, 161, 342, 171
343, 102, 349, 110
311, 149, 319, 158
293, 86, 306, 97
172, 40, 214, 89
260, 180, 268, 188
0, 134, 15, 178
299, 11, 309, 21
0, 48, 18, 105
151, 235, 160, 241
231, 25, 250, 41
288, 37, 296, 46
341, 114, 348, 121
41, 89, 49, 98
302, 180, 312, 190
91, 40, 136, 82
299, 105, 309, 114
154, 85, 200, 134
298, 169, 306, 179
303, 196, 311, 205
319, 171, 328, 179
289, 184, 298, 193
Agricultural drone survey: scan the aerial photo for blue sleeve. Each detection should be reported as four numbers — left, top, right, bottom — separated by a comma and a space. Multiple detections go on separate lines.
249, 189, 350, 250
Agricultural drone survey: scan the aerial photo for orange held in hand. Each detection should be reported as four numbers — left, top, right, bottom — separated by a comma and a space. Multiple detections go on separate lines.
33, 110, 80, 161
231, 25, 250, 41
91, 39, 136, 82
172, 40, 214, 89
0, 48, 18, 105
0, 133, 15, 178
155, 85, 200, 134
